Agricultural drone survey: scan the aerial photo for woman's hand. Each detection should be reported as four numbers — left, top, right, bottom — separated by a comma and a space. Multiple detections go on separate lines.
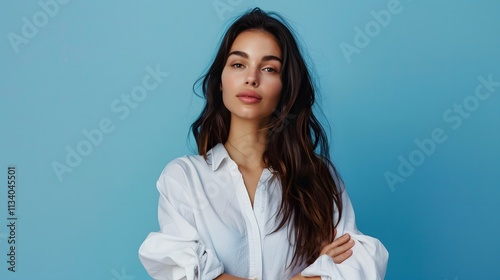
290, 230, 355, 279
320, 229, 355, 264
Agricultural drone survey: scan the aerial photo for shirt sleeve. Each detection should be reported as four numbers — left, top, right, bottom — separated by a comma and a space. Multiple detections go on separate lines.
138, 160, 224, 280
300, 188, 389, 280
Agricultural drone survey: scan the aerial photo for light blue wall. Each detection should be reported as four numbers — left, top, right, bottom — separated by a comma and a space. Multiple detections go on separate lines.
1, 1, 499, 279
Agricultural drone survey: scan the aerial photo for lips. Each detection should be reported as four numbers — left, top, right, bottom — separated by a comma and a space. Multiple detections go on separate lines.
236, 91, 262, 104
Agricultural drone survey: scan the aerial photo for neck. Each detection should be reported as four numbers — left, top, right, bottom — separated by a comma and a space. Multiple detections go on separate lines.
224, 116, 269, 170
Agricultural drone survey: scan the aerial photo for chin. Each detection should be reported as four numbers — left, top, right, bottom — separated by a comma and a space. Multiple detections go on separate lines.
232, 112, 268, 120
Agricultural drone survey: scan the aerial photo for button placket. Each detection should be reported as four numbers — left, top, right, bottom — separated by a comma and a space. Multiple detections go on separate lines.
228, 160, 263, 279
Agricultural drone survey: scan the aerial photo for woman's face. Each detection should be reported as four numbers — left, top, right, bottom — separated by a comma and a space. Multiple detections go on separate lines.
221, 30, 283, 124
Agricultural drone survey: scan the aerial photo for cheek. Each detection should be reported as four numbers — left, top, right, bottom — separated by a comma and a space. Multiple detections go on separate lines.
220, 69, 228, 90
221, 69, 237, 91
267, 79, 283, 105
220, 71, 233, 107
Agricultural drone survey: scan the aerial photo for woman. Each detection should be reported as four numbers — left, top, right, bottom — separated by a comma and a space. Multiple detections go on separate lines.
139, 8, 388, 280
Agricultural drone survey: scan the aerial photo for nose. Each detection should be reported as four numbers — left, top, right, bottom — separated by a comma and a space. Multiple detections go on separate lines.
244, 68, 259, 87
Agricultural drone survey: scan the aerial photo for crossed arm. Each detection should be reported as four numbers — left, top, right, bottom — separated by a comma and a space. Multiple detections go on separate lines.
216, 229, 355, 280
140, 162, 388, 279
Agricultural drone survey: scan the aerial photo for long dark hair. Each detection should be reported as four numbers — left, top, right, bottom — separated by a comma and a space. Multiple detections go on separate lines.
191, 7, 343, 266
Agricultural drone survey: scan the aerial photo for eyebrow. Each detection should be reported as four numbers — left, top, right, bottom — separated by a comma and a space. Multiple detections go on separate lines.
227, 51, 282, 63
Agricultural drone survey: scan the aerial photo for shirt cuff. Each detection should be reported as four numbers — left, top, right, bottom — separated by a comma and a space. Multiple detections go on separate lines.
139, 232, 224, 280
301, 254, 343, 280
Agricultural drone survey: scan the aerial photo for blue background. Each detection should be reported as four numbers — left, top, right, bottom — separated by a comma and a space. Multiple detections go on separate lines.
1, 0, 499, 279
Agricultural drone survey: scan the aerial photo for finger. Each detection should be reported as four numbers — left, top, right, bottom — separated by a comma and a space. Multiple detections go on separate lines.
328, 239, 355, 258
323, 229, 339, 249
330, 233, 351, 249
333, 233, 351, 246
320, 234, 351, 255
320, 234, 349, 255
326, 228, 337, 245
333, 249, 353, 264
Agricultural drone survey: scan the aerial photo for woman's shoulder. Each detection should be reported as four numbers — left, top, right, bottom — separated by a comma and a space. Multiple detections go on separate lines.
159, 154, 206, 177
158, 143, 225, 179
154, 154, 208, 194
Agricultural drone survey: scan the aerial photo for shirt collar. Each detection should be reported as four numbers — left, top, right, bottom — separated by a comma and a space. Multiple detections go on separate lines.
206, 143, 276, 178
207, 143, 230, 172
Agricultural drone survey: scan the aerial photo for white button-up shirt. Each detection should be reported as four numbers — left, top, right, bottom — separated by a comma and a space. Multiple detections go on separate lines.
139, 143, 388, 280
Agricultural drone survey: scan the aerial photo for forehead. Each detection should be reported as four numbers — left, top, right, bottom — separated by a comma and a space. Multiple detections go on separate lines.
229, 30, 281, 56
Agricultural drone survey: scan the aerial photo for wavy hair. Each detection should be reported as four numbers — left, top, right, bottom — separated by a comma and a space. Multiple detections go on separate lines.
191, 7, 343, 266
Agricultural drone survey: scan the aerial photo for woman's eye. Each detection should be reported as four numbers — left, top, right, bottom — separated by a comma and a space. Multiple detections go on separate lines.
263, 67, 277, 73
232, 63, 243, 68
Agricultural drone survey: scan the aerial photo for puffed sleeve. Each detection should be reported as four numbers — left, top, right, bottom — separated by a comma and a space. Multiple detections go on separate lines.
300, 187, 389, 280
138, 161, 224, 280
